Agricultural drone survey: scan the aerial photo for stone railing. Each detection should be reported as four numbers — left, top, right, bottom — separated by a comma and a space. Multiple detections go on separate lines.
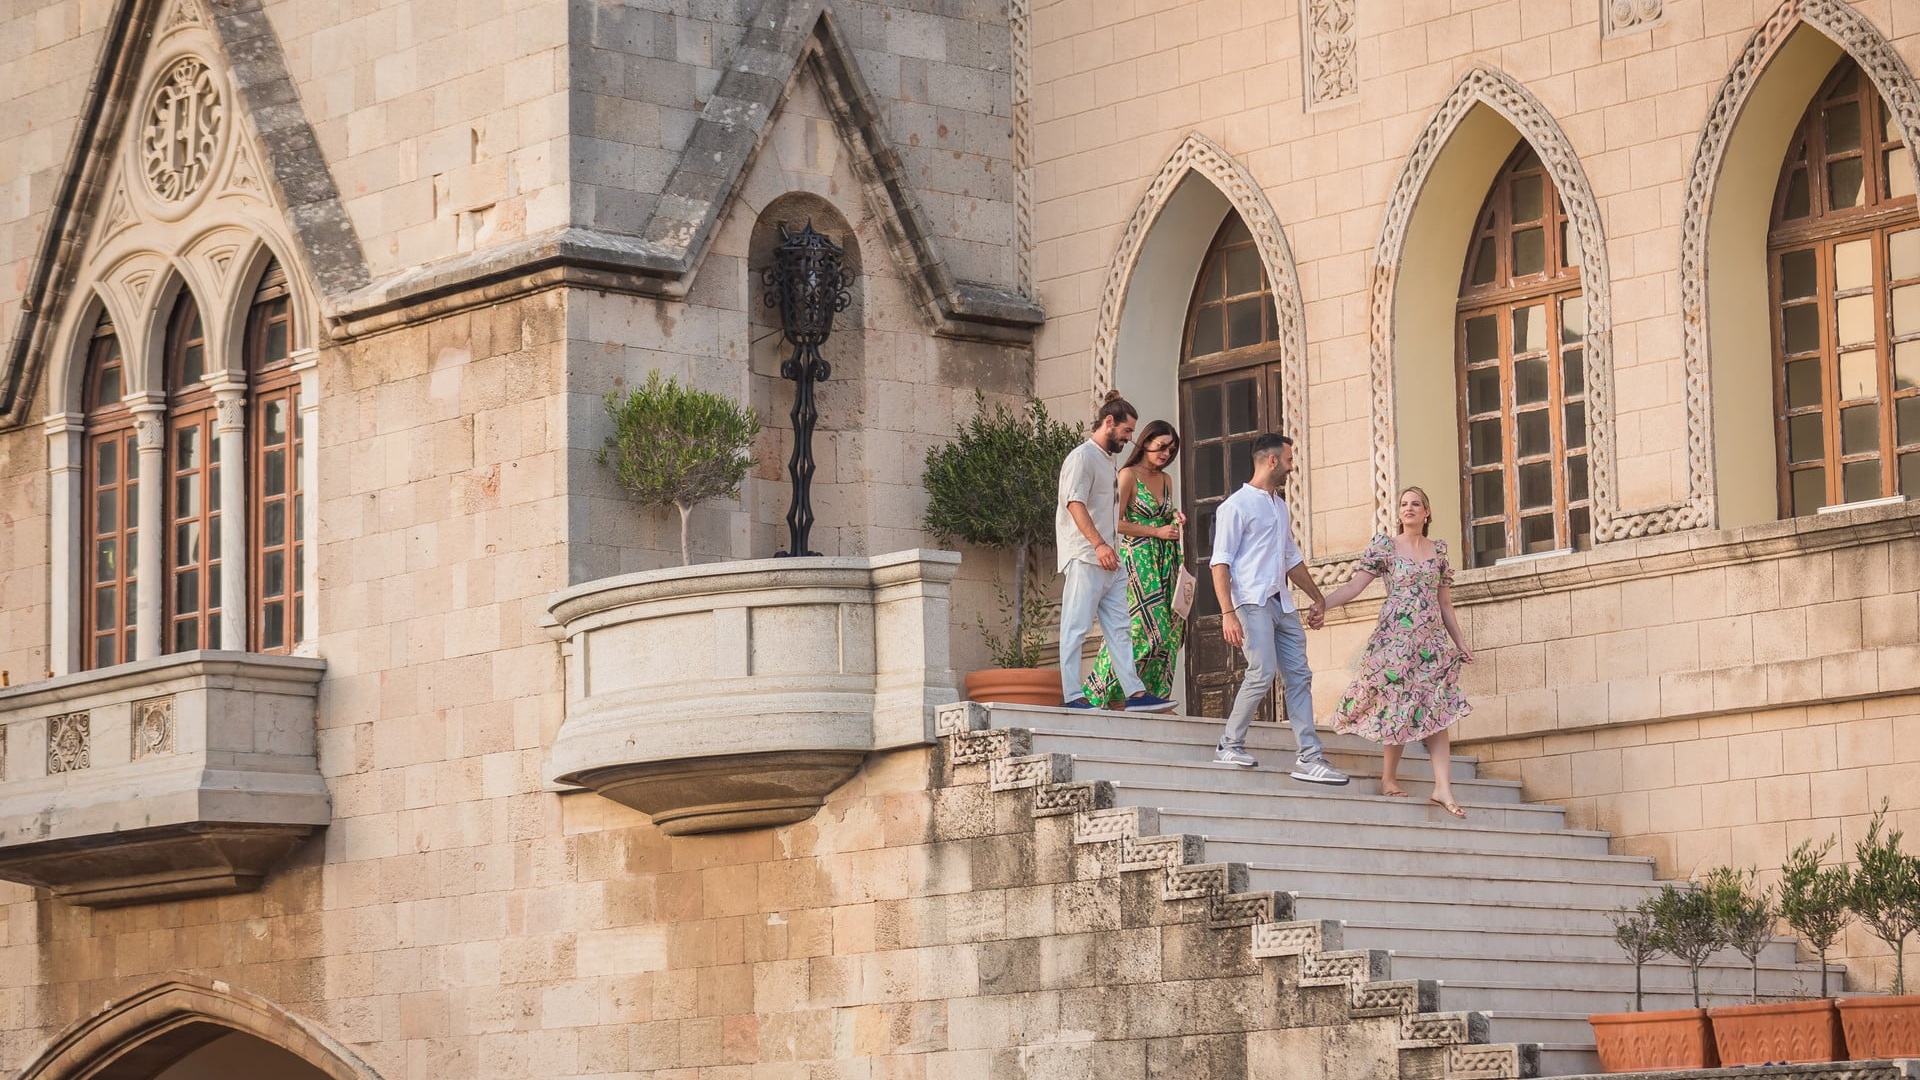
546, 549, 960, 835
0, 652, 331, 906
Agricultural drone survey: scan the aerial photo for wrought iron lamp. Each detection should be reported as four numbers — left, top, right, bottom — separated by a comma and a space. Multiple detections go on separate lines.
761, 221, 854, 557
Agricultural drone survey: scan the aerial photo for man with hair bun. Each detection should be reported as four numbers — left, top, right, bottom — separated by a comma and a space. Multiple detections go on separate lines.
1055, 391, 1177, 713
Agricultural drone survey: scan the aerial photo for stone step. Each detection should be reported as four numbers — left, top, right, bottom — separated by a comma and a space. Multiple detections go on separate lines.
1344, 920, 1809, 967
1248, 864, 1698, 908
1020, 722, 1479, 781
1204, 834, 1656, 883
1110, 780, 1569, 829
1391, 948, 1825, 994
1155, 807, 1618, 858
1066, 754, 1527, 803
1434, 977, 1810, 1016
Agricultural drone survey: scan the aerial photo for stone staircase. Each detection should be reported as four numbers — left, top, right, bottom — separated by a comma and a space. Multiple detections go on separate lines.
966, 702, 1840, 1077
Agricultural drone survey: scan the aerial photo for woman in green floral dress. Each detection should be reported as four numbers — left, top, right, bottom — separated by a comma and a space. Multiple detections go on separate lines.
1319, 486, 1476, 818
1083, 421, 1187, 707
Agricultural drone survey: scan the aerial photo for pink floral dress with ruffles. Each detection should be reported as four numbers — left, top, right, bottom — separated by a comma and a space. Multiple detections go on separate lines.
1330, 534, 1472, 746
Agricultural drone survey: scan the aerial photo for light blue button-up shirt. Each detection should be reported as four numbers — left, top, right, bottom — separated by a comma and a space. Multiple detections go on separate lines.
1208, 483, 1304, 614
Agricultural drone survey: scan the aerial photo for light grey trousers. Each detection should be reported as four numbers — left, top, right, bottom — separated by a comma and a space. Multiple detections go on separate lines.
1221, 596, 1325, 760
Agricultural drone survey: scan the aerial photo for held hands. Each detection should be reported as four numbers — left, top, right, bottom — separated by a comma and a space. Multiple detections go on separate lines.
1095, 542, 1120, 572
1305, 601, 1326, 630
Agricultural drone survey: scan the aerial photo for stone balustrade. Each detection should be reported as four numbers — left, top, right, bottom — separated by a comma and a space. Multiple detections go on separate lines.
0, 652, 331, 906
546, 549, 961, 834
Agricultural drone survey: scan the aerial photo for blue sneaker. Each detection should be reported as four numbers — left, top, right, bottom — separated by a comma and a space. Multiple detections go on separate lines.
1123, 692, 1177, 713
1063, 698, 1098, 710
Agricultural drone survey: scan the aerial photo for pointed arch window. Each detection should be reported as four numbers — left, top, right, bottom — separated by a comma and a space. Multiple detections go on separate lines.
1456, 143, 1591, 567
1769, 58, 1920, 515
82, 312, 138, 668
164, 291, 222, 652
245, 260, 303, 652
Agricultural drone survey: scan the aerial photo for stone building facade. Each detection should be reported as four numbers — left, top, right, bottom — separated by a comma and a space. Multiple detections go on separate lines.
0, 0, 1915, 1075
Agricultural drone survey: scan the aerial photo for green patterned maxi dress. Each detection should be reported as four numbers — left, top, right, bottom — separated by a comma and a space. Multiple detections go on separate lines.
1082, 479, 1187, 707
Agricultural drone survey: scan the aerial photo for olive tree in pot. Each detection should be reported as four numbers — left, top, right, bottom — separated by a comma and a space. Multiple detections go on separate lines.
1779, 835, 1853, 999
1589, 884, 1724, 1073
923, 394, 1081, 705
1705, 866, 1845, 1067
1838, 802, 1920, 1058
598, 372, 760, 567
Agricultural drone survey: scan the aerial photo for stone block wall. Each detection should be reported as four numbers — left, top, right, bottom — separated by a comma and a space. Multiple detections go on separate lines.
0, 705, 1532, 1079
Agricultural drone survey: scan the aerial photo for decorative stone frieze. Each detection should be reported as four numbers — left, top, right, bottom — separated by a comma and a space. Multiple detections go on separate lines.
547, 550, 960, 835
47, 713, 90, 773
0, 652, 330, 907
1301, 0, 1359, 107
1601, 0, 1663, 37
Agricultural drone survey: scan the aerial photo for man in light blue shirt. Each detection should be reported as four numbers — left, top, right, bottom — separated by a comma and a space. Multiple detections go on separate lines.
1206, 433, 1347, 783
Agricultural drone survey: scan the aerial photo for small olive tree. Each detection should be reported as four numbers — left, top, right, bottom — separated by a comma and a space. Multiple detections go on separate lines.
1850, 801, 1920, 994
1649, 882, 1728, 1008
1779, 836, 1853, 998
923, 394, 1082, 667
1608, 896, 1666, 1012
598, 372, 760, 566
1706, 866, 1776, 1004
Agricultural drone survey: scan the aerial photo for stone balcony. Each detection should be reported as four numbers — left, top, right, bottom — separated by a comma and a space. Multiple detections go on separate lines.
546, 549, 960, 834
0, 652, 331, 906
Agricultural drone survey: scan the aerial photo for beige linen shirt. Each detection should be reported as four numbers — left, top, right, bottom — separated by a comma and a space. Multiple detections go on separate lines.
1055, 438, 1120, 572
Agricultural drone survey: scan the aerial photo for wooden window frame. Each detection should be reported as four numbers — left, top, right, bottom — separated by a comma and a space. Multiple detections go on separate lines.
1455, 143, 1590, 568
1769, 58, 1920, 516
1181, 216, 1285, 380
163, 293, 222, 654
81, 316, 138, 669
245, 265, 303, 653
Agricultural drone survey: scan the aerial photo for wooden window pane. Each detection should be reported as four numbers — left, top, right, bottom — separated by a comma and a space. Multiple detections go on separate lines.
1791, 468, 1826, 514
1226, 298, 1262, 349
1517, 462, 1553, 510
1516, 411, 1551, 457
1891, 149, 1916, 199
1514, 358, 1549, 405
1468, 420, 1502, 466
1511, 174, 1543, 222
1896, 395, 1919, 444
1835, 294, 1874, 346
1788, 414, 1824, 463
1226, 379, 1258, 432
1468, 236, 1496, 286
1191, 311, 1224, 356
1467, 367, 1500, 414
1826, 102, 1862, 152
1512, 304, 1546, 353
1470, 472, 1502, 514
1893, 284, 1920, 335
1829, 158, 1866, 210
1567, 454, 1590, 502
1834, 239, 1872, 290
1512, 227, 1545, 277
1465, 315, 1499, 362
1786, 359, 1824, 407
1561, 295, 1586, 342
1569, 506, 1591, 548
1781, 250, 1818, 298
1520, 515, 1555, 553
1843, 459, 1882, 501
1782, 304, 1821, 354
1562, 348, 1585, 396
1892, 230, 1920, 279
1841, 404, 1879, 455
1223, 246, 1260, 296
1901, 452, 1920, 495
1839, 350, 1879, 400
1228, 441, 1253, 488
1565, 402, 1587, 448
1472, 523, 1506, 565
1783, 171, 1812, 218
1900, 342, 1920, 390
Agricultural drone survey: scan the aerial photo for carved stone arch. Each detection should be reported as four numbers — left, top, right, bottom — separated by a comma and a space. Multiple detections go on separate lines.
1366, 66, 1615, 548
1089, 132, 1313, 552
140, 262, 217, 395
15, 978, 382, 1080
49, 287, 132, 416
1682, 0, 1920, 530
222, 234, 315, 368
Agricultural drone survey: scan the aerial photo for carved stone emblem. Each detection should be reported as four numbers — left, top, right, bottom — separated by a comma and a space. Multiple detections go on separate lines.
48, 713, 90, 774
133, 697, 176, 759
141, 57, 224, 203
1603, 0, 1663, 36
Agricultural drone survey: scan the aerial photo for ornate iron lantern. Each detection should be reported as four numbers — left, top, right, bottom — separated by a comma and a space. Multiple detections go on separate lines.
761, 221, 854, 557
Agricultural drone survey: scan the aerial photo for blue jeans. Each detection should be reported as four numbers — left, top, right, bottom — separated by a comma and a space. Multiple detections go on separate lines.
1059, 559, 1143, 702
1221, 596, 1324, 759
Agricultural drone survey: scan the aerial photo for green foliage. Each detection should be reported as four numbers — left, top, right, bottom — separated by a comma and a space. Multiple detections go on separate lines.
1780, 836, 1853, 998
1608, 897, 1665, 1012
1648, 882, 1728, 1008
1849, 800, 1920, 994
598, 372, 760, 566
923, 394, 1083, 666
1706, 866, 1776, 1003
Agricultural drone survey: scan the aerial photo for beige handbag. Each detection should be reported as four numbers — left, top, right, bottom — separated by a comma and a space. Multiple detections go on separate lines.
1171, 564, 1199, 620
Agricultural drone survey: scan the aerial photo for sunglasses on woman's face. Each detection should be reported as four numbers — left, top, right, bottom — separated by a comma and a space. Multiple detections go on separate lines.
1146, 441, 1176, 455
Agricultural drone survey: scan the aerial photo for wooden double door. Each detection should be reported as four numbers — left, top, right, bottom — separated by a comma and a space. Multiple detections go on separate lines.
1178, 362, 1291, 725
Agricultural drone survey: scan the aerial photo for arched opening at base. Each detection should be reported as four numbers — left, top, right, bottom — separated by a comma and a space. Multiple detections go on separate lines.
1112, 173, 1232, 429
149, 1031, 336, 1080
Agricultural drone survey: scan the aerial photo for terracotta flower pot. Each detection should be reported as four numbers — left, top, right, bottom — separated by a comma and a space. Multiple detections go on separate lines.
1838, 993, 1920, 1059
1589, 1008, 1719, 1073
963, 668, 1063, 707
1709, 999, 1844, 1066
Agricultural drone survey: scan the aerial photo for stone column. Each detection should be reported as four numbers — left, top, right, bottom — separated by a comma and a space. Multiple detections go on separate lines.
129, 398, 166, 661
292, 348, 319, 649
209, 378, 248, 652
44, 414, 84, 675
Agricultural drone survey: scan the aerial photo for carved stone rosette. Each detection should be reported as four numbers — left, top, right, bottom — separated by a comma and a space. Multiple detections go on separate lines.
133, 697, 176, 759
1301, 0, 1358, 108
48, 713, 90, 774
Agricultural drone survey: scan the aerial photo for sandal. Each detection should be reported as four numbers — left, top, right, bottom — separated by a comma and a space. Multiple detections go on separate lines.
1430, 797, 1467, 819
1379, 786, 1410, 798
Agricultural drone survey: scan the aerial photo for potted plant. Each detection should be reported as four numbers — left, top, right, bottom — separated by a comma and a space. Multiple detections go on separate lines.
1839, 802, 1920, 1058
1779, 835, 1853, 999
1706, 865, 1844, 1065
598, 372, 760, 566
923, 394, 1082, 705
1589, 886, 1721, 1072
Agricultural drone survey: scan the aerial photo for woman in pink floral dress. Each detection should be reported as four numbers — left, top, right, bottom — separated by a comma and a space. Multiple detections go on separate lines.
1320, 486, 1475, 817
